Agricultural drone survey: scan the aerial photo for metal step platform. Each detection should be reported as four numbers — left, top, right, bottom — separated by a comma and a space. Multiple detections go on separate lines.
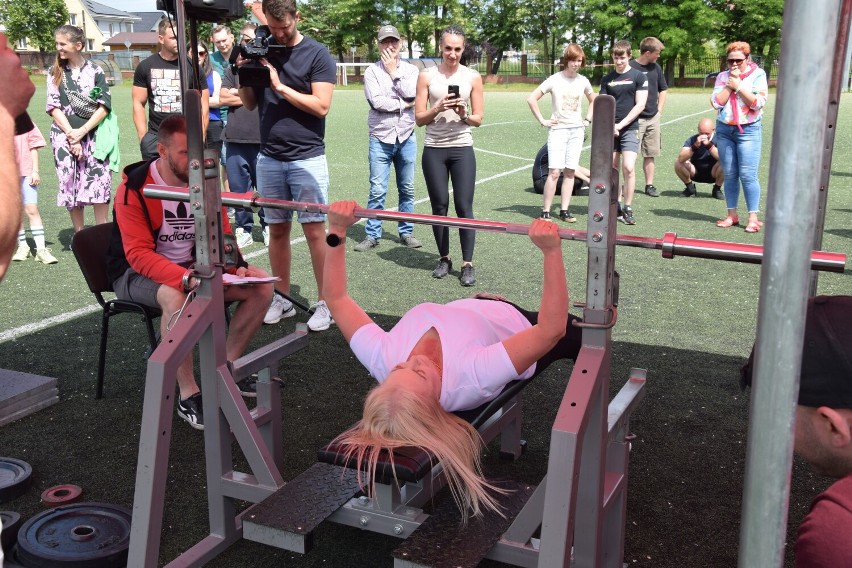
392, 480, 536, 568
242, 462, 362, 554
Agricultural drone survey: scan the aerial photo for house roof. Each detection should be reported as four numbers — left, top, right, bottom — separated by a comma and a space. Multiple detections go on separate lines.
248, 2, 265, 24
134, 11, 168, 33
103, 31, 159, 46
83, 0, 140, 20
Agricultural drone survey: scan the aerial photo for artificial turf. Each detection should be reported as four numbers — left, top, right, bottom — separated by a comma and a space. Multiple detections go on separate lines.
0, 76, 850, 567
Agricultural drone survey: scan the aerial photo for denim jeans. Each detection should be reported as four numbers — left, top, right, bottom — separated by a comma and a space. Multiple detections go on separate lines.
716, 121, 762, 213
256, 154, 329, 224
225, 142, 265, 231
365, 135, 416, 239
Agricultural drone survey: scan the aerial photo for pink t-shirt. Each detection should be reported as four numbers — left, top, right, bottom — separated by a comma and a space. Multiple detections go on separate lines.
13, 125, 46, 178
349, 299, 534, 412
796, 473, 852, 567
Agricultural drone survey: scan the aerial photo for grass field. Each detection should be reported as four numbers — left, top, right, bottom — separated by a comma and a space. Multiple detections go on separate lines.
1, 77, 851, 567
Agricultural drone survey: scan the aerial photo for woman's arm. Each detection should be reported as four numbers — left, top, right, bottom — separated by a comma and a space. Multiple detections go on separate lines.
501, 219, 568, 373
459, 71, 484, 127
208, 71, 222, 108
323, 200, 373, 342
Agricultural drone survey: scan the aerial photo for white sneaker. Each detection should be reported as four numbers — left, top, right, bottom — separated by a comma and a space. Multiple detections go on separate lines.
12, 243, 30, 261
235, 227, 253, 249
307, 300, 334, 332
262, 226, 270, 247
34, 248, 58, 264
264, 293, 296, 324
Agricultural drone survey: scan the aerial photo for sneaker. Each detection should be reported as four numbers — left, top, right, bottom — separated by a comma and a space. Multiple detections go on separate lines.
432, 258, 452, 279
540, 210, 551, 220
227, 207, 236, 220
578, 183, 591, 195
235, 228, 253, 249
264, 293, 296, 324
307, 300, 334, 331
681, 182, 697, 197
622, 206, 636, 225
401, 235, 422, 248
460, 264, 476, 287
617, 204, 625, 222
177, 393, 204, 430
34, 248, 58, 264
353, 237, 379, 252
712, 186, 725, 200
559, 209, 576, 223
12, 243, 30, 261
262, 226, 270, 247
644, 184, 660, 197
236, 375, 257, 398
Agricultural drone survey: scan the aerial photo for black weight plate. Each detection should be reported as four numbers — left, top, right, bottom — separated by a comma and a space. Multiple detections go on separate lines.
16, 502, 131, 568
0, 458, 33, 504
1, 510, 22, 552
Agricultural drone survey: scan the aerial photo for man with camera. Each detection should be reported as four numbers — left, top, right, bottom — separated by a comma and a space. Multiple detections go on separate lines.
237, 0, 336, 332
133, 17, 209, 160
354, 25, 422, 252
675, 117, 724, 198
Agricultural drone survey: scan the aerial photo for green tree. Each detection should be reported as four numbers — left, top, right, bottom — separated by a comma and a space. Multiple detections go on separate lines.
470, 0, 525, 74
718, 0, 783, 72
0, 0, 68, 53
302, 0, 386, 61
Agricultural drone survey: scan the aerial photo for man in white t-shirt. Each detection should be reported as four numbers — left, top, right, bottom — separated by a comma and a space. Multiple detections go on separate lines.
527, 43, 596, 223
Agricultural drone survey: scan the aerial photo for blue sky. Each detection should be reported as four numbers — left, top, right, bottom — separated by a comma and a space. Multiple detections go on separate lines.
110, 0, 162, 14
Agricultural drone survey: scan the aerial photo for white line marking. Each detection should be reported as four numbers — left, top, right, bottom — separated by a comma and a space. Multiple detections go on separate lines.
474, 147, 534, 161
3, 111, 711, 343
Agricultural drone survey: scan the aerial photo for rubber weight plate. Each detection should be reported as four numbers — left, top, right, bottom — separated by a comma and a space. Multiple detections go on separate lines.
40, 485, 82, 507
0, 458, 33, 504
16, 502, 131, 568
1, 510, 22, 552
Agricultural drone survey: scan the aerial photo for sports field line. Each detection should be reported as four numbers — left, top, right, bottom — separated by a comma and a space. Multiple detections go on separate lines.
1, 110, 710, 343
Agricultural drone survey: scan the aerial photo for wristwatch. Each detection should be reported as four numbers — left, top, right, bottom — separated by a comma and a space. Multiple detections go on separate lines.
326, 233, 344, 247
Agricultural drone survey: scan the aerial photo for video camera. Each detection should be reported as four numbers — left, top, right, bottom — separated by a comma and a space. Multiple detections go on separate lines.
236, 26, 286, 88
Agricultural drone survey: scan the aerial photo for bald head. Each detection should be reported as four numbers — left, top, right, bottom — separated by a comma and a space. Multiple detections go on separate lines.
698, 118, 714, 136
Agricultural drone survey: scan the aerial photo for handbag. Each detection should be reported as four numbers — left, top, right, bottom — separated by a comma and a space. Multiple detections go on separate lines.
62, 70, 100, 119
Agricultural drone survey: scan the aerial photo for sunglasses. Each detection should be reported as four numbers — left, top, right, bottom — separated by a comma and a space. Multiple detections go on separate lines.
727, 58, 745, 64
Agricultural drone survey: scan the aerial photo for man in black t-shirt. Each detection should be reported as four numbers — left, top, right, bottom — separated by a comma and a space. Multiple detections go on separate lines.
629, 37, 668, 198
675, 117, 724, 199
600, 40, 648, 225
132, 17, 209, 160
237, 0, 336, 333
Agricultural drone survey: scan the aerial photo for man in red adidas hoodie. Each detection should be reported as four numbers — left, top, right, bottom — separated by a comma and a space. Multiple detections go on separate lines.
107, 114, 272, 430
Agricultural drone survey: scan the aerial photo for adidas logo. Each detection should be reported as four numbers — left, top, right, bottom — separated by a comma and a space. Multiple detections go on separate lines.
164, 202, 194, 231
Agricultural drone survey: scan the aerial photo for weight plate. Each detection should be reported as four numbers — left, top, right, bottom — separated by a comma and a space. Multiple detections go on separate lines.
1, 510, 22, 552
40, 485, 82, 507
15, 502, 132, 568
0, 458, 33, 504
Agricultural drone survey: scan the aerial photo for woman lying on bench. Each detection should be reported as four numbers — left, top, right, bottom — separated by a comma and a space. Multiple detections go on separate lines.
322, 201, 582, 519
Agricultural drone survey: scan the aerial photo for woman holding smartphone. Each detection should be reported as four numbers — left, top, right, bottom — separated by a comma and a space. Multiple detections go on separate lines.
415, 25, 484, 287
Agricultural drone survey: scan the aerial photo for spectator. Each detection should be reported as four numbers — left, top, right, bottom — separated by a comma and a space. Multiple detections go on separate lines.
46, 25, 113, 234
191, 41, 224, 157
209, 24, 235, 191
414, 25, 484, 286
629, 37, 668, 198
675, 118, 724, 198
237, 0, 337, 332
0, 32, 36, 281
741, 295, 852, 567
220, 23, 267, 252
12, 124, 57, 264
599, 40, 648, 226
354, 24, 422, 252
711, 41, 768, 233
133, 17, 208, 160
105, 115, 272, 430
527, 43, 595, 223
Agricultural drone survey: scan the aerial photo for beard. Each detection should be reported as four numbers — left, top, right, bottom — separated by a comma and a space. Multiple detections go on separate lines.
168, 154, 189, 183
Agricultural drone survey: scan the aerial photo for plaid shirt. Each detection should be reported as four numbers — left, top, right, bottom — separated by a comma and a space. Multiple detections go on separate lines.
364, 58, 419, 144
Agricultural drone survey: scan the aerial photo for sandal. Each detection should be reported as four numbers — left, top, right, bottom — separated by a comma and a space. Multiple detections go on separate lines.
716, 215, 739, 228
745, 220, 762, 233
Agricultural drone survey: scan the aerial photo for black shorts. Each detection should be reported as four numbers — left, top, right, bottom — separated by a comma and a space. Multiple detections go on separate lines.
693, 165, 715, 184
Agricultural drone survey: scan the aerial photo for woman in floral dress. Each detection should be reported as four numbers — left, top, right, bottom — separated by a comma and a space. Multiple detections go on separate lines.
46, 25, 112, 233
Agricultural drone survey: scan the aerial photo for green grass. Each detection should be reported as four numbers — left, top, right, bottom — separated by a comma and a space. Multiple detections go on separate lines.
1, 78, 851, 567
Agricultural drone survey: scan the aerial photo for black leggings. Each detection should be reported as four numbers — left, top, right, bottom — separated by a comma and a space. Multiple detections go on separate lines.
422, 146, 476, 262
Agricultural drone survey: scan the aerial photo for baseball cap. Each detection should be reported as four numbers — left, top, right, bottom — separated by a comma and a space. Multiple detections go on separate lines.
377, 25, 400, 41
740, 295, 852, 408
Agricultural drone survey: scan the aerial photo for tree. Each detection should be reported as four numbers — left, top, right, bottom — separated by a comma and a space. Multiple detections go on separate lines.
718, 0, 783, 72
0, 0, 68, 54
470, 0, 524, 74
302, 0, 387, 61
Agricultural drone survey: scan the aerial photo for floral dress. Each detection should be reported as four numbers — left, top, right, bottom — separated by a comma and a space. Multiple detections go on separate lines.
45, 60, 112, 208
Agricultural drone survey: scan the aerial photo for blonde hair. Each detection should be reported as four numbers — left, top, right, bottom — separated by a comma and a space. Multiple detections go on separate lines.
51, 25, 85, 86
332, 381, 505, 521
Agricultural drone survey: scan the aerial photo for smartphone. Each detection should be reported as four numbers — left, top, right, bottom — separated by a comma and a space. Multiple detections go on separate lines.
448, 84, 460, 98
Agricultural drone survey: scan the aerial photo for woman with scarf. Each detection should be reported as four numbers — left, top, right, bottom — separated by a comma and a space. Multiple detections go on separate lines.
711, 41, 768, 233
46, 25, 113, 233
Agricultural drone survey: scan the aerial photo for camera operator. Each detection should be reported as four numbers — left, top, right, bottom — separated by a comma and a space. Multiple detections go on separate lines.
237, 0, 336, 332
